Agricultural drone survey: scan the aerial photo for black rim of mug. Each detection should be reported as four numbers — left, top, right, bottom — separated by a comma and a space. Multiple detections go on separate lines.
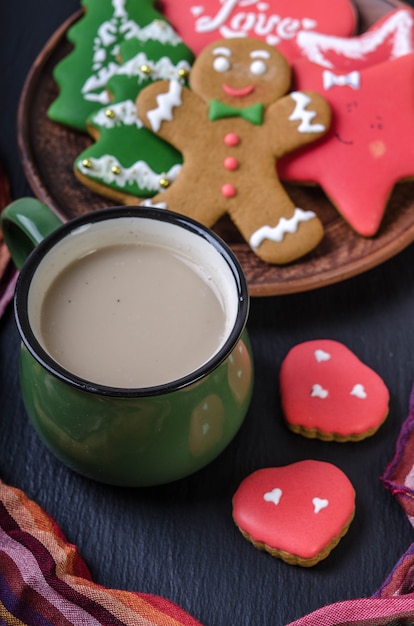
14, 206, 250, 398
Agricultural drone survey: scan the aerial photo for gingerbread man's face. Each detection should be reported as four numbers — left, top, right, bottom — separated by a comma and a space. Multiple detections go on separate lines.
189, 37, 291, 108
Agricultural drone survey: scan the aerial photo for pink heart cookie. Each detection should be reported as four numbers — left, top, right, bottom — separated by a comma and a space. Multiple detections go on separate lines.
279, 339, 389, 441
232, 461, 355, 566
159, 0, 357, 58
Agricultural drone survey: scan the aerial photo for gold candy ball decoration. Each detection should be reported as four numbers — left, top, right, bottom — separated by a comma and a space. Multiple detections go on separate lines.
159, 176, 170, 189
140, 64, 152, 76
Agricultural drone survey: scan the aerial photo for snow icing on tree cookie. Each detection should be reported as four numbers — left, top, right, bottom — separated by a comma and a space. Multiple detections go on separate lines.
48, 0, 177, 132
74, 34, 194, 201
136, 37, 331, 265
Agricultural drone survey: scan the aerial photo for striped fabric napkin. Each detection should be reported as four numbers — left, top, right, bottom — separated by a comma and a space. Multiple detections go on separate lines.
0, 477, 202, 626
288, 385, 414, 626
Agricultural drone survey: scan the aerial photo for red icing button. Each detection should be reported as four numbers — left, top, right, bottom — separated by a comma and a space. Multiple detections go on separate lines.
224, 133, 240, 147
222, 183, 237, 198
224, 156, 239, 171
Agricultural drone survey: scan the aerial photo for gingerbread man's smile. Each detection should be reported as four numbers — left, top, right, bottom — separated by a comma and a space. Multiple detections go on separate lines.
222, 83, 255, 98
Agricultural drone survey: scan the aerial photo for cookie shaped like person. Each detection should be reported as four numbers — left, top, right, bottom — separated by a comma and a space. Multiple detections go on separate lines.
136, 37, 331, 265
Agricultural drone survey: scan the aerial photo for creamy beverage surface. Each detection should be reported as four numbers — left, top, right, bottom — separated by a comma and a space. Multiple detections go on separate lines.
40, 243, 228, 387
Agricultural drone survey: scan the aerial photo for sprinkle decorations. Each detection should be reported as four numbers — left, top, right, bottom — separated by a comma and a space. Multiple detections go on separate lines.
280, 339, 389, 441
73, 20, 193, 200
77, 155, 182, 190
49, 0, 185, 131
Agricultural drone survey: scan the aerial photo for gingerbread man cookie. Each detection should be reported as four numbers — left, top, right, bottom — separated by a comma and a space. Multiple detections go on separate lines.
137, 37, 331, 264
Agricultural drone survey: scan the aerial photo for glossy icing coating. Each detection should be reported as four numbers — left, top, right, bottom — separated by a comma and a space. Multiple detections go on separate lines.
279, 339, 389, 441
72, 26, 194, 199
137, 37, 331, 265
278, 10, 414, 236
49, 0, 179, 131
232, 461, 355, 565
160, 0, 357, 57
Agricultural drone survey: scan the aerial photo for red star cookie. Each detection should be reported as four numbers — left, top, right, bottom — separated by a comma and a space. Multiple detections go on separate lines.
159, 0, 357, 57
232, 461, 355, 566
278, 54, 414, 236
279, 340, 389, 441
293, 7, 414, 70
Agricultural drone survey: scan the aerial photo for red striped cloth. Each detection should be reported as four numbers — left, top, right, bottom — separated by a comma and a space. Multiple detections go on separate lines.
288, 385, 414, 626
0, 479, 202, 626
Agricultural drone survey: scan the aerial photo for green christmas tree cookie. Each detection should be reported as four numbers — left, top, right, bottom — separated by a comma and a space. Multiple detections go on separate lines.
48, 0, 174, 132
74, 31, 194, 201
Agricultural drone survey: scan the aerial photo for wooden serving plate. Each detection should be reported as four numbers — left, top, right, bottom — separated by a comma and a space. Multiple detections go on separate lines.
17, 0, 413, 296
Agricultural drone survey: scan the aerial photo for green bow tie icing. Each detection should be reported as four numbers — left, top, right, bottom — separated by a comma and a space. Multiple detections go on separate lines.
209, 100, 264, 125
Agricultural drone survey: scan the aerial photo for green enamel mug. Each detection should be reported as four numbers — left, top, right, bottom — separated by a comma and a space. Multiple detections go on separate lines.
2, 198, 253, 486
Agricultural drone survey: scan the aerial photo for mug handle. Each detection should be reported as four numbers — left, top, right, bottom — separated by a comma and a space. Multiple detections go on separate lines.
1, 198, 63, 269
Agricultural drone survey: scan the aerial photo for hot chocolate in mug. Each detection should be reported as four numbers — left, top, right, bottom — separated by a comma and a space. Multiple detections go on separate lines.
2, 198, 253, 486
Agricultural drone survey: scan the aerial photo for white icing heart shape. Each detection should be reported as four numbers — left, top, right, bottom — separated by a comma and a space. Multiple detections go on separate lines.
314, 349, 331, 362
190, 6, 204, 17
350, 383, 367, 399
311, 383, 329, 399
312, 497, 329, 514
263, 487, 283, 506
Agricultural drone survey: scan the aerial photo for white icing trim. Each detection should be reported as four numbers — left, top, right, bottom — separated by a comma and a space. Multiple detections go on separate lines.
139, 199, 168, 209
76, 155, 181, 191
350, 384, 367, 399
90, 100, 143, 128
112, 0, 127, 19
314, 349, 331, 362
147, 80, 183, 132
118, 54, 191, 82
323, 70, 360, 90
296, 8, 414, 69
312, 497, 329, 513
263, 488, 283, 505
250, 49, 271, 59
289, 92, 326, 133
249, 207, 316, 248
212, 46, 232, 56
82, 16, 185, 104
311, 384, 329, 399
194, 0, 320, 45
